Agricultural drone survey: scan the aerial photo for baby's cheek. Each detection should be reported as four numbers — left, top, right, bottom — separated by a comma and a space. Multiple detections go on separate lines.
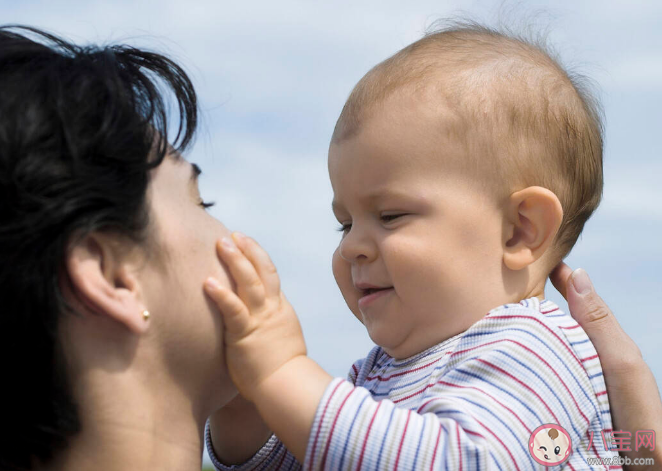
331, 249, 349, 288
331, 249, 361, 320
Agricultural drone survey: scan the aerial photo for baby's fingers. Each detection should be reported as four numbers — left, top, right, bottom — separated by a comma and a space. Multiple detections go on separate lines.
233, 233, 281, 298
204, 278, 253, 337
216, 236, 266, 311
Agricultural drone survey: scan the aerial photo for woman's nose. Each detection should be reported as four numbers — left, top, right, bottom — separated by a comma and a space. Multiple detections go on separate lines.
338, 225, 375, 262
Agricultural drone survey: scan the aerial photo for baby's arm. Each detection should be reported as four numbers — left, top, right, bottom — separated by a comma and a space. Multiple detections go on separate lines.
204, 233, 333, 463
205, 234, 608, 469
207, 394, 272, 465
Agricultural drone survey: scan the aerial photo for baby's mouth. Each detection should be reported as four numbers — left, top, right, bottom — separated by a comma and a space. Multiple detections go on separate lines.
363, 287, 392, 295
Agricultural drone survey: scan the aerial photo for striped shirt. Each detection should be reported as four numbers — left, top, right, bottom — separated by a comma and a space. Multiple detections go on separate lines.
207, 298, 620, 470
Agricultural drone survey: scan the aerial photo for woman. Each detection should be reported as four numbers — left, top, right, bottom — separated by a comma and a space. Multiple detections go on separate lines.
0, 26, 236, 470
0, 26, 659, 471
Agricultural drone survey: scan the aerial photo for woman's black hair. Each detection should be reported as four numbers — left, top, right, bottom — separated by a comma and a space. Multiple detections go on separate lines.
0, 25, 198, 470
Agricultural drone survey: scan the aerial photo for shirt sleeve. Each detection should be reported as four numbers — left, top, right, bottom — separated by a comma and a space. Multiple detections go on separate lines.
303, 310, 614, 470
206, 358, 368, 471
205, 420, 300, 471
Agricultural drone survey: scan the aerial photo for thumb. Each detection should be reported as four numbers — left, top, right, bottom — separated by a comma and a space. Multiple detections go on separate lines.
566, 268, 641, 362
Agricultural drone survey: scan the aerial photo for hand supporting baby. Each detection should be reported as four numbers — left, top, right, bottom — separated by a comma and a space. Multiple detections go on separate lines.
204, 232, 333, 462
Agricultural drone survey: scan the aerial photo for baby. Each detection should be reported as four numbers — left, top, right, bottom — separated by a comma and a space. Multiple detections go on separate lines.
204, 23, 619, 470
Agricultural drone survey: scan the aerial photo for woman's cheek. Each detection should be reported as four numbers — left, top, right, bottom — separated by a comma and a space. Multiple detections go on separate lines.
203, 221, 235, 291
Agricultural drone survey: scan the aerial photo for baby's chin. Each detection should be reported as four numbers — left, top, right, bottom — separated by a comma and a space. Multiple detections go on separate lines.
367, 330, 424, 360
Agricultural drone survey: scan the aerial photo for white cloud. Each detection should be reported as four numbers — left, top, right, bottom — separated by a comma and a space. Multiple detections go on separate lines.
3, 3, 660, 464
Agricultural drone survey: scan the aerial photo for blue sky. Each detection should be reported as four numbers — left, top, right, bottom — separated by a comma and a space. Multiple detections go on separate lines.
4, 0, 660, 464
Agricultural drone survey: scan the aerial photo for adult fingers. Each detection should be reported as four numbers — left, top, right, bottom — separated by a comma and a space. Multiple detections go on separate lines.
550, 261, 573, 300
563, 268, 640, 363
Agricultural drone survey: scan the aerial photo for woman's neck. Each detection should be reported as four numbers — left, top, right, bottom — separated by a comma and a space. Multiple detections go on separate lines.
45, 369, 207, 471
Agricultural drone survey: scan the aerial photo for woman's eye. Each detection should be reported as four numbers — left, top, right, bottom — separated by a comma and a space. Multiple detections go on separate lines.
199, 199, 216, 210
336, 223, 352, 234
381, 214, 405, 223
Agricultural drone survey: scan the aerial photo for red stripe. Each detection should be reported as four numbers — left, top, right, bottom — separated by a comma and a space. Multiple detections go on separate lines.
366, 357, 443, 382
274, 445, 288, 469
486, 314, 584, 368
393, 410, 411, 471
393, 383, 434, 404
355, 401, 382, 471
307, 380, 344, 470
581, 354, 599, 362
319, 385, 355, 470
251, 440, 282, 470
560, 324, 581, 330
540, 307, 560, 314
456, 422, 463, 471
453, 315, 592, 426
487, 339, 590, 426
475, 418, 521, 471
433, 380, 532, 434
596, 390, 607, 396
429, 424, 443, 471
450, 337, 588, 425
478, 358, 561, 424
588, 429, 605, 466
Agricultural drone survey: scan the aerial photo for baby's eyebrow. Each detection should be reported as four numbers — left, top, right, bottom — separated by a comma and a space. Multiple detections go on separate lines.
332, 189, 422, 212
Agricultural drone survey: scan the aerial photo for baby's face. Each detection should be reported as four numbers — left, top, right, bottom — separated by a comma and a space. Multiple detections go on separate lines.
330, 92, 509, 359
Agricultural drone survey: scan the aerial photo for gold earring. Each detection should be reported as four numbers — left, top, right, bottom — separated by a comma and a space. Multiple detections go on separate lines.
142, 310, 150, 321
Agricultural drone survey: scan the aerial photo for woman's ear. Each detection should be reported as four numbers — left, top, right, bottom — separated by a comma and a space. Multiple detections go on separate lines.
503, 186, 563, 271
65, 233, 148, 334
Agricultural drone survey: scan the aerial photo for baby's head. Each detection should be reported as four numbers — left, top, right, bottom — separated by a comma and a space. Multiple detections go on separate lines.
329, 22, 603, 359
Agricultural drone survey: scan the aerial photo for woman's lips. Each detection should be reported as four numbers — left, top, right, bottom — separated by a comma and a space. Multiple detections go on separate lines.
358, 287, 394, 309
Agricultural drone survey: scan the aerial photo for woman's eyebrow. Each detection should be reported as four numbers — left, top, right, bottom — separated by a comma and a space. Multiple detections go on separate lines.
190, 163, 202, 184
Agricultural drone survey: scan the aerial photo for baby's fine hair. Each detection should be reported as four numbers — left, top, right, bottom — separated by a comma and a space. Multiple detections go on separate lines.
333, 20, 604, 263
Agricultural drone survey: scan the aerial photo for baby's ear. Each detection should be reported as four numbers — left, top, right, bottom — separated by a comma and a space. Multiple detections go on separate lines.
502, 186, 563, 271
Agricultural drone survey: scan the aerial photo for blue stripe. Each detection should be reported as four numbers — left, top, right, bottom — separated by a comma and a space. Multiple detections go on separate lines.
337, 393, 369, 471
490, 451, 504, 471
443, 394, 536, 469
409, 414, 427, 470
374, 403, 396, 471
494, 350, 591, 465
466, 324, 602, 425
259, 441, 284, 470
442, 422, 449, 470
589, 372, 604, 379
450, 368, 544, 424
369, 364, 445, 397
453, 323, 599, 465
570, 339, 591, 346
284, 454, 296, 471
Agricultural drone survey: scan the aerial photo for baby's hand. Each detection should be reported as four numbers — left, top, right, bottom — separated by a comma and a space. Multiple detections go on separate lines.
204, 232, 307, 401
